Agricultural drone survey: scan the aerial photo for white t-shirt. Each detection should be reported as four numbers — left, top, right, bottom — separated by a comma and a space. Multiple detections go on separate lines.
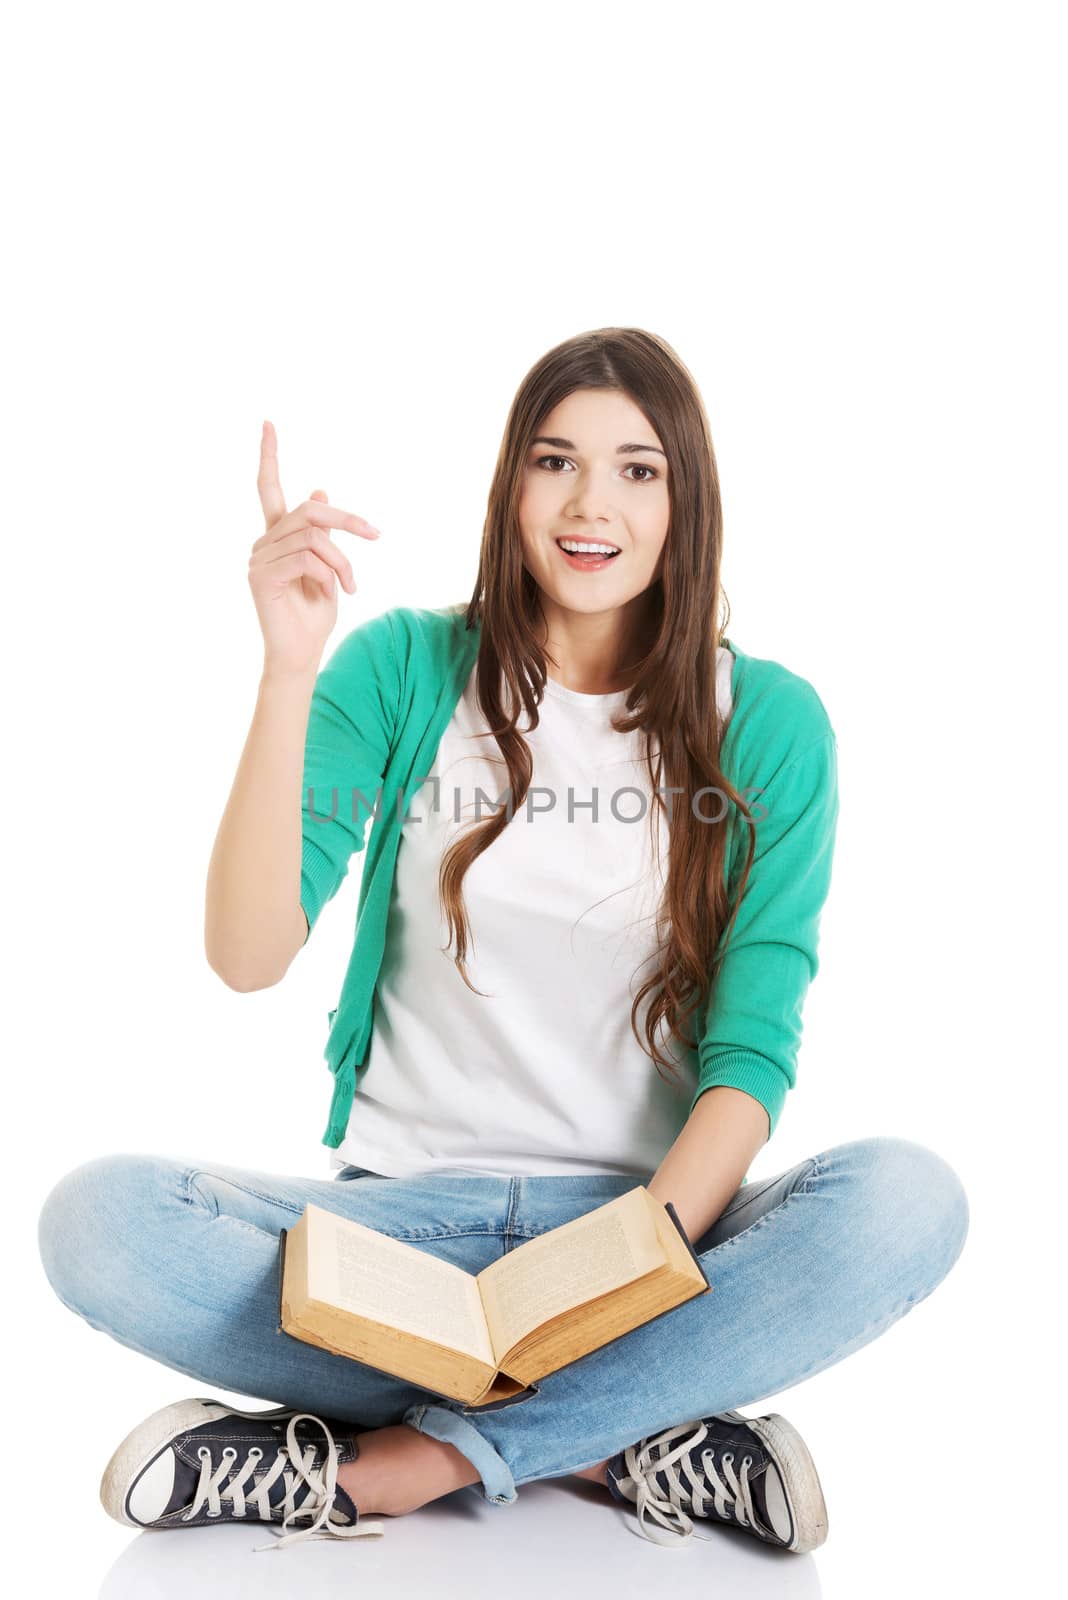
329, 647, 735, 1178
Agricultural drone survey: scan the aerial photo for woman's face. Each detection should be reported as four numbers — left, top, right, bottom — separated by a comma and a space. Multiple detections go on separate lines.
518, 388, 670, 621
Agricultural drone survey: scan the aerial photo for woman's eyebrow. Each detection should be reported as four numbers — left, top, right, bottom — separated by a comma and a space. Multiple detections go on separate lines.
531, 435, 667, 458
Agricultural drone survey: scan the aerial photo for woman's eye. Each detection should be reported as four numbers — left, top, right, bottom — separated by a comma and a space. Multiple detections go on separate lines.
534, 454, 659, 482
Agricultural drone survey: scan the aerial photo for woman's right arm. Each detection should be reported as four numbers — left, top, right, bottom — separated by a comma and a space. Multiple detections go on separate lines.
205, 663, 319, 990
204, 421, 380, 991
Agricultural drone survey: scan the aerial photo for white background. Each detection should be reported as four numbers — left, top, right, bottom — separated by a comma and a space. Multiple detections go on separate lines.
6, 1, 1063, 1593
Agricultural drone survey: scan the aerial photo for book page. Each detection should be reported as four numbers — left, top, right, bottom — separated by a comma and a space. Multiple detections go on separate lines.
478, 1189, 663, 1359
304, 1203, 494, 1366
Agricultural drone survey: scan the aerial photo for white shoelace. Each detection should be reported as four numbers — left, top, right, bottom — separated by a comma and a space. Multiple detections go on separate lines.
179, 1410, 384, 1550
618, 1420, 763, 1549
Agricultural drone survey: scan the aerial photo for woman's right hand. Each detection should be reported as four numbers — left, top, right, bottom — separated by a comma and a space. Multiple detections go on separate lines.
250, 419, 381, 677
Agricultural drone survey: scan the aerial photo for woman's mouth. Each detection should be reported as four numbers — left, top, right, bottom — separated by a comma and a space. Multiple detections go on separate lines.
555, 539, 622, 572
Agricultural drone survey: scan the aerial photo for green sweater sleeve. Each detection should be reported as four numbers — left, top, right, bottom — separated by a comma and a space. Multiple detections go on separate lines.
299, 610, 401, 940
690, 727, 840, 1140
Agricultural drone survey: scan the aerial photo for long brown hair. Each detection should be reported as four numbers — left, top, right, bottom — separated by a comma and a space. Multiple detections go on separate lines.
440, 326, 757, 1091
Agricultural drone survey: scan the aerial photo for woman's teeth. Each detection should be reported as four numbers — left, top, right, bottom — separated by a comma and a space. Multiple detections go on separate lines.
556, 540, 621, 566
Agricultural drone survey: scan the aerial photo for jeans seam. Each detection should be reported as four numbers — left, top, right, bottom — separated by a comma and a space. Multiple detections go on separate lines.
502, 1176, 521, 1254
799, 1151, 826, 1193
184, 1168, 305, 1219
704, 1155, 823, 1254
383, 1227, 507, 1242
716, 1153, 824, 1227
183, 1169, 508, 1243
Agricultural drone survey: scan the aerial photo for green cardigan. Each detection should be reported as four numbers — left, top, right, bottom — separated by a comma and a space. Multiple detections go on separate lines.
300, 603, 839, 1153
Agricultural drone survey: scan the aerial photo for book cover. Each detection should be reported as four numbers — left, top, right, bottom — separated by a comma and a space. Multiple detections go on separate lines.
276, 1225, 288, 1334
663, 1200, 711, 1285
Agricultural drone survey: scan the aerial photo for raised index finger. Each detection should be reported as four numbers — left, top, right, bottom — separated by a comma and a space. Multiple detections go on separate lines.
257, 420, 287, 530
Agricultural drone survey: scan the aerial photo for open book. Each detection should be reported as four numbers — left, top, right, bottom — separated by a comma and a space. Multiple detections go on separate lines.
276, 1187, 711, 1408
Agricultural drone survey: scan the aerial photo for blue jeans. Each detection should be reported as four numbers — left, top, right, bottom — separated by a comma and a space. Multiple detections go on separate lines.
37, 1135, 969, 1507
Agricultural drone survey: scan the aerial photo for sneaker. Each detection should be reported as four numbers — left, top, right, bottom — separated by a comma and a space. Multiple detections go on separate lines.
99, 1397, 385, 1551
604, 1408, 829, 1552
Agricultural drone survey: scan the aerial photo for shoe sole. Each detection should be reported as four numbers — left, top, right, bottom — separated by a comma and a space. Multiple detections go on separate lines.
99, 1397, 302, 1529
719, 1409, 829, 1553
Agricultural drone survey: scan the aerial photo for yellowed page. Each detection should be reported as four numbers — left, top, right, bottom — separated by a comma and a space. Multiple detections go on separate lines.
477, 1188, 663, 1360
303, 1202, 494, 1366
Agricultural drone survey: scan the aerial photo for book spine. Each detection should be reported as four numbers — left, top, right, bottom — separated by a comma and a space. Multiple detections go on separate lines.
458, 1380, 542, 1415
663, 1201, 712, 1290
276, 1228, 288, 1333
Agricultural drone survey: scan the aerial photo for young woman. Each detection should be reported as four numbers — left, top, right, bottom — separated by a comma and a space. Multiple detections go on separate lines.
38, 327, 969, 1555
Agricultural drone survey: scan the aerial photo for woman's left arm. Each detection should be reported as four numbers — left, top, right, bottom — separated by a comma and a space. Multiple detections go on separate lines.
647, 1085, 770, 1245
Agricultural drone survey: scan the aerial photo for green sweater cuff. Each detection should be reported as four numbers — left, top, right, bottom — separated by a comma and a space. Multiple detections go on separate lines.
690, 1049, 789, 1140
300, 835, 341, 935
